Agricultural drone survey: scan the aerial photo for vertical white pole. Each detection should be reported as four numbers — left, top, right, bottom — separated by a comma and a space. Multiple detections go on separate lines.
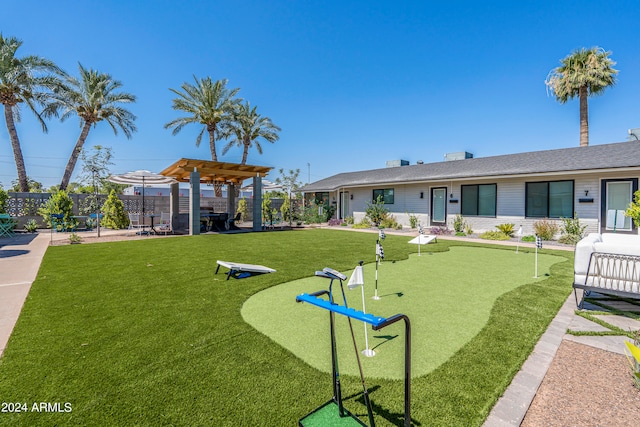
534, 245, 538, 278
361, 285, 375, 357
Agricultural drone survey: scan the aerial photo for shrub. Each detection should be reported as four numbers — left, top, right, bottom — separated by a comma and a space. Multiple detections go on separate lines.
327, 218, 344, 226
38, 190, 75, 230
522, 235, 536, 242
237, 198, 248, 222
455, 231, 466, 236
344, 216, 354, 225
380, 215, 400, 230
352, 218, 372, 229
464, 223, 473, 235
364, 196, 389, 226
0, 186, 8, 214
625, 329, 640, 390
625, 190, 640, 228
533, 219, 559, 240
101, 190, 129, 229
495, 223, 515, 237
430, 226, 452, 235
560, 213, 587, 244
408, 213, 418, 229
452, 214, 466, 233
23, 219, 38, 233
479, 231, 511, 240
68, 233, 83, 244
302, 202, 325, 224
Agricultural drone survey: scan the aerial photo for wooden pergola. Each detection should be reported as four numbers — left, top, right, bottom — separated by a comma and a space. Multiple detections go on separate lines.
159, 158, 273, 234
160, 158, 272, 185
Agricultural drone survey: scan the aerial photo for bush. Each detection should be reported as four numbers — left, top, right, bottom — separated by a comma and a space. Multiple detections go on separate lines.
452, 214, 466, 233
560, 213, 587, 244
101, 190, 129, 229
344, 216, 354, 225
522, 235, 536, 242
23, 219, 38, 233
380, 215, 401, 230
479, 231, 511, 240
558, 234, 582, 245
302, 202, 325, 224
464, 223, 473, 235
0, 187, 8, 214
352, 218, 372, 229
625, 190, 640, 228
430, 226, 452, 235
327, 218, 344, 226
533, 219, 559, 240
408, 213, 418, 229
38, 190, 75, 230
237, 198, 248, 222
455, 231, 466, 236
365, 196, 389, 226
495, 223, 515, 237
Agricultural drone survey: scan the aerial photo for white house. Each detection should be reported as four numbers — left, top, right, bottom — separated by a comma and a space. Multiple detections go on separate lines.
302, 141, 640, 235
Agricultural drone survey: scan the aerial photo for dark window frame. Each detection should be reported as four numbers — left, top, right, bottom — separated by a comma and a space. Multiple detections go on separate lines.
460, 183, 497, 217
525, 180, 574, 218
372, 188, 394, 204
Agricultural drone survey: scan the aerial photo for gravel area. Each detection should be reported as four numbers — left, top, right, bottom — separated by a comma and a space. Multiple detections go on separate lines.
522, 340, 640, 426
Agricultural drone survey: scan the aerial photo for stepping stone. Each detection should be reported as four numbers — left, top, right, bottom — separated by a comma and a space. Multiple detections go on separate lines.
567, 315, 610, 333
592, 315, 640, 333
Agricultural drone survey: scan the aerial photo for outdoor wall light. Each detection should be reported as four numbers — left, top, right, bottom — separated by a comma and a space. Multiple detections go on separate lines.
419, 192, 424, 199
350, 194, 353, 200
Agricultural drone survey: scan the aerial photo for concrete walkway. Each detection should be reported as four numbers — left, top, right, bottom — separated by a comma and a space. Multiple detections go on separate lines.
1, 229, 639, 425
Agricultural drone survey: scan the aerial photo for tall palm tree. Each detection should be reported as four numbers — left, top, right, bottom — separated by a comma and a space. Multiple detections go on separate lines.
220, 102, 281, 164
545, 47, 617, 147
165, 76, 241, 162
46, 64, 137, 190
0, 34, 63, 192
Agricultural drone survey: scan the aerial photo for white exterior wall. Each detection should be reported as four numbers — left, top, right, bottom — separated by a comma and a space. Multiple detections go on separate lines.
333, 169, 640, 234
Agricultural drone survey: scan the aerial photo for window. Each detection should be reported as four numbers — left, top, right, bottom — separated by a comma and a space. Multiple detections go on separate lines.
373, 188, 394, 204
461, 184, 496, 216
526, 180, 574, 218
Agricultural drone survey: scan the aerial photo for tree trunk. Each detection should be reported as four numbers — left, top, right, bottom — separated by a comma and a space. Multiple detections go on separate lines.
60, 121, 92, 190
579, 85, 589, 147
3, 104, 29, 192
208, 126, 218, 162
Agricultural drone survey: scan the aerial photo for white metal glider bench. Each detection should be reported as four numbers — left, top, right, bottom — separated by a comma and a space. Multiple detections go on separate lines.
215, 260, 276, 280
573, 233, 640, 308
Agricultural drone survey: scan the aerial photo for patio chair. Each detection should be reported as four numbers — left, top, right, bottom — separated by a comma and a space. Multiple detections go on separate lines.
228, 212, 242, 230
50, 213, 66, 232
128, 213, 145, 235
156, 212, 172, 235
0, 214, 16, 238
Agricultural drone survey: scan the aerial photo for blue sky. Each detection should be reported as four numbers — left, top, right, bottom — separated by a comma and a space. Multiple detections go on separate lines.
1, 0, 639, 188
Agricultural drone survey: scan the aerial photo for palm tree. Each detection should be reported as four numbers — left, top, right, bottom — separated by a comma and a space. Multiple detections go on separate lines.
220, 102, 281, 164
46, 64, 137, 190
0, 34, 63, 192
545, 47, 618, 147
165, 76, 241, 162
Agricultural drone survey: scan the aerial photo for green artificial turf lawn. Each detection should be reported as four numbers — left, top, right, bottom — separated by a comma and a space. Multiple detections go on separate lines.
0, 229, 573, 426
242, 247, 564, 379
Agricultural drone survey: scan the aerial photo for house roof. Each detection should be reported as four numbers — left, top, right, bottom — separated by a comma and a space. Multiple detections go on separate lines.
160, 158, 272, 185
303, 141, 640, 192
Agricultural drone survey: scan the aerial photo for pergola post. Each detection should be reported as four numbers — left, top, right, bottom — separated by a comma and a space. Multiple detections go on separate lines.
227, 183, 236, 219
190, 170, 201, 235
253, 175, 262, 231
170, 182, 179, 230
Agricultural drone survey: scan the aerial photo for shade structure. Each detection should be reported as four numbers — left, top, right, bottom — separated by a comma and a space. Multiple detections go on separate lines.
107, 170, 177, 217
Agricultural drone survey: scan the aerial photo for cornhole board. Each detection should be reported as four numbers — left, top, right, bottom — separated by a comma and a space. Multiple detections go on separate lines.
215, 260, 276, 280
